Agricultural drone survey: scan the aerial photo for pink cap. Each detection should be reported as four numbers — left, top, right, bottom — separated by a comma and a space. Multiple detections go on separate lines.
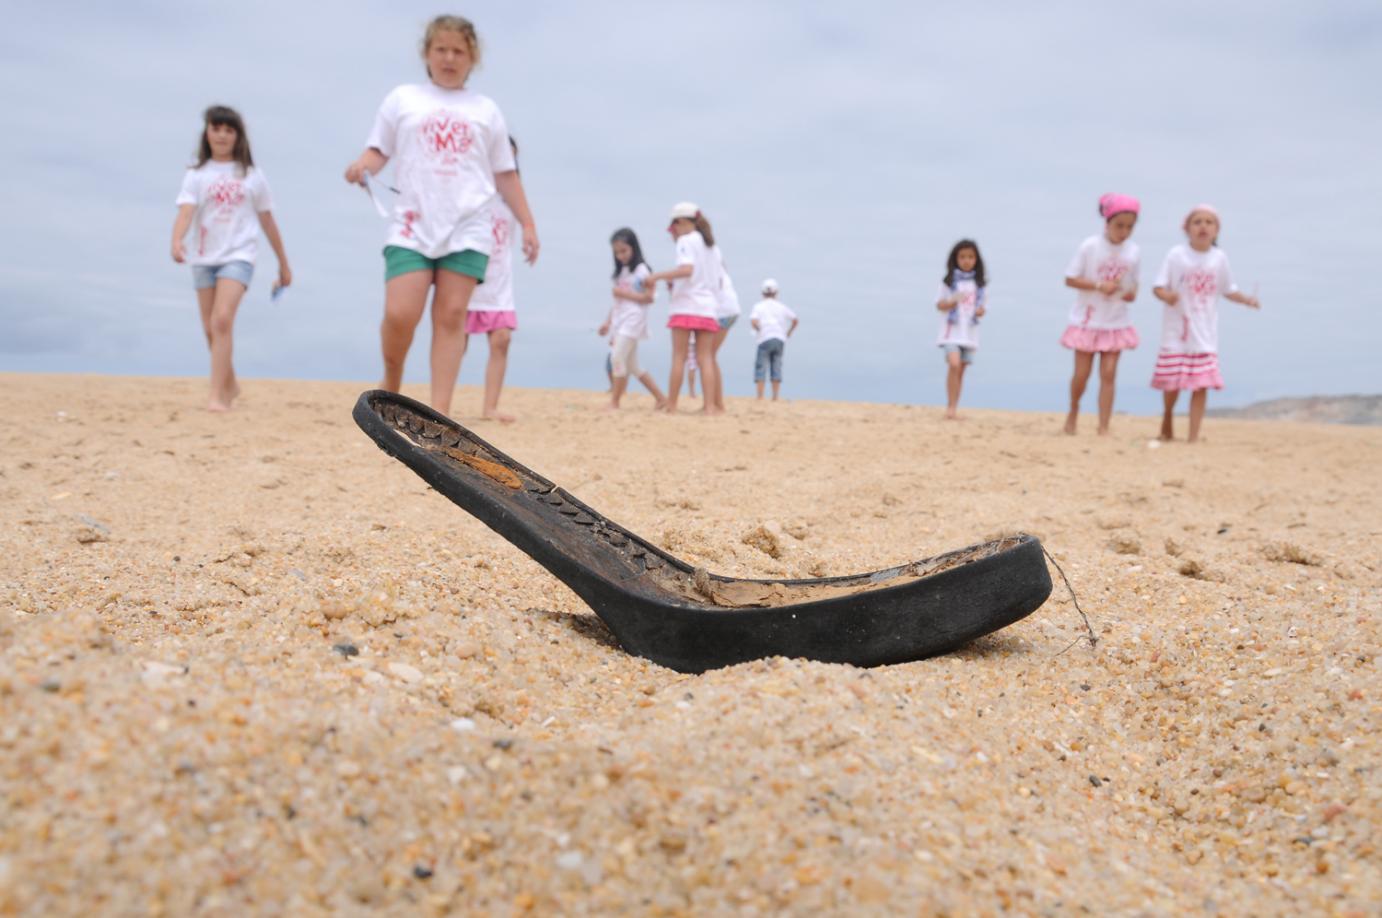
1098, 193, 1140, 220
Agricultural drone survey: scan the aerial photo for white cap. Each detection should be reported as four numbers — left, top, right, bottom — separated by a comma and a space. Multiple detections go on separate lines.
761, 278, 779, 294
669, 201, 700, 221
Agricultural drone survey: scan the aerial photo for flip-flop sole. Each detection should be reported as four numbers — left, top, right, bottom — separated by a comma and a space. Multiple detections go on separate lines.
354, 390, 1052, 673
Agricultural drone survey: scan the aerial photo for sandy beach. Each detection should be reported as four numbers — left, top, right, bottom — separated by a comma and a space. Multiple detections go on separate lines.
1, 372, 1377, 915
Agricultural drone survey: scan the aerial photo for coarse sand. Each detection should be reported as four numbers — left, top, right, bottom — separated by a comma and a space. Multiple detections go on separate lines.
1, 373, 1377, 915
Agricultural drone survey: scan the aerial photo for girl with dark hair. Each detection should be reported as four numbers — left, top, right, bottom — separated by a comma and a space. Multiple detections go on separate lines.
598, 228, 667, 410
934, 239, 987, 419
170, 105, 291, 412
645, 202, 724, 414
1061, 193, 1141, 435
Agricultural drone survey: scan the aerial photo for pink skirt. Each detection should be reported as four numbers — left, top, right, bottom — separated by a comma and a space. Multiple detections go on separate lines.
466, 310, 517, 335
668, 314, 720, 332
1060, 324, 1139, 353
1151, 352, 1224, 391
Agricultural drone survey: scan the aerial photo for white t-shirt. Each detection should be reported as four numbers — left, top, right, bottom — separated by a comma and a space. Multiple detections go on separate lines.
668, 231, 719, 319
934, 279, 982, 349
1154, 244, 1239, 354
366, 83, 516, 259
710, 246, 741, 320
1064, 234, 1141, 330
610, 263, 652, 340
469, 201, 515, 312
175, 162, 273, 266
749, 298, 797, 344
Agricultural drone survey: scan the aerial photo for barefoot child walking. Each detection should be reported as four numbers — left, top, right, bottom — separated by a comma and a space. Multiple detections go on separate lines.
749, 278, 798, 400
170, 105, 291, 412
1151, 204, 1261, 442
935, 240, 987, 419
459, 138, 524, 423
1061, 193, 1141, 435
645, 202, 723, 414
598, 228, 667, 410
344, 15, 538, 417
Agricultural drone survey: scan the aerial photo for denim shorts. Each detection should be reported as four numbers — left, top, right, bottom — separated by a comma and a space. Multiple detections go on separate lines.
717, 314, 738, 332
942, 344, 975, 365
754, 338, 785, 382
192, 261, 253, 290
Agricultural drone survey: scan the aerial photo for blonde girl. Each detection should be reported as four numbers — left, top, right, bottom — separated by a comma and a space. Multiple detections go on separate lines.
1151, 204, 1261, 442
344, 15, 538, 416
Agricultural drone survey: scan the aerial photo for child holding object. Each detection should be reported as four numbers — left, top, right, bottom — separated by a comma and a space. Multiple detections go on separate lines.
1062, 193, 1141, 435
171, 105, 292, 413
1151, 204, 1261, 442
935, 239, 987, 420
343, 15, 538, 417
749, 279, 798, 400
598, 228, 667, 410
645, 202, 723, 414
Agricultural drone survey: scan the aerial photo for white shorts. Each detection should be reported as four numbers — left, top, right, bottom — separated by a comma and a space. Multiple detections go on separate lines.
610, 335, 642, 378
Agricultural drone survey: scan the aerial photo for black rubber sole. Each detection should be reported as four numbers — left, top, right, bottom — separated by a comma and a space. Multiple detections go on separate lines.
353, 390, 1053, 673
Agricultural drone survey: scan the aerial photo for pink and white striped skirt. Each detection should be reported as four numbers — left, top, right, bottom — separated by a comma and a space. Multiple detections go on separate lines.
1151, 351, 1224, 391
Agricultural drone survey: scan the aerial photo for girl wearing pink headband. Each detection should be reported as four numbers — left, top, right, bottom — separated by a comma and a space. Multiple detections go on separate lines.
1150, 205, 1261, 442
1060, 193, 1142, 435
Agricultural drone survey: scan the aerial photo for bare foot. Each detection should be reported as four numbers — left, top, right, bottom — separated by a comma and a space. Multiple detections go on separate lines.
1097, 427, 1110, 436
603, 402, 620, 412
652, 400, 668, 411
207, 399, 232, 413
1063, 414, 1077, 435
482, 411, 516, 424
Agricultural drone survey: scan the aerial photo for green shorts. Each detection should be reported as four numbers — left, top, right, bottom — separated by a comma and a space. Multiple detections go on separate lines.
383, 246, 489, 282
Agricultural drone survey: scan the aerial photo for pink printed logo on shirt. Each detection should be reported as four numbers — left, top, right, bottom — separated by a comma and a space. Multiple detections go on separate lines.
207, 177, 245, 214
1096, 259, 1127, 285
1184, 269, 1217, 302
491, 213, 510, 258
421, 110, 474, 162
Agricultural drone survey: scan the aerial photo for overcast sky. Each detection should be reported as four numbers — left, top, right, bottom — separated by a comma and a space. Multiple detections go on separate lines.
2, 1, 1379, 413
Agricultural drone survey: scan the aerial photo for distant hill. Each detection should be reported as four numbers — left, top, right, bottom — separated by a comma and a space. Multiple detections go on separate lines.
1207, 395, 1382, 426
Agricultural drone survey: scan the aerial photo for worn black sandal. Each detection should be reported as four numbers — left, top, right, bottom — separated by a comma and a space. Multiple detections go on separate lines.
354, 391, 1052, 673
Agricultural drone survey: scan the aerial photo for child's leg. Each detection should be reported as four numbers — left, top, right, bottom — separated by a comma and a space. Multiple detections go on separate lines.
206, 278, 247, 411
482, 327, 515, 422
1160, 390, 1179, 440
637, 373, 667, 408
770, 341, 784, 401
694, 331, 720, 414
1065, 350, 1094, 433
709, 326, 729, 412
687, 367, 698, 398
381, 270, 434, 394
1188, 389, 1208, 442
1096, 350, 1121, 435
609, 336, 633, 408
624, 340, 665, 407
666, 329, 690, 411
196, 287, 216, 350
428, 270, 479, 416
944, 350, 963, 419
